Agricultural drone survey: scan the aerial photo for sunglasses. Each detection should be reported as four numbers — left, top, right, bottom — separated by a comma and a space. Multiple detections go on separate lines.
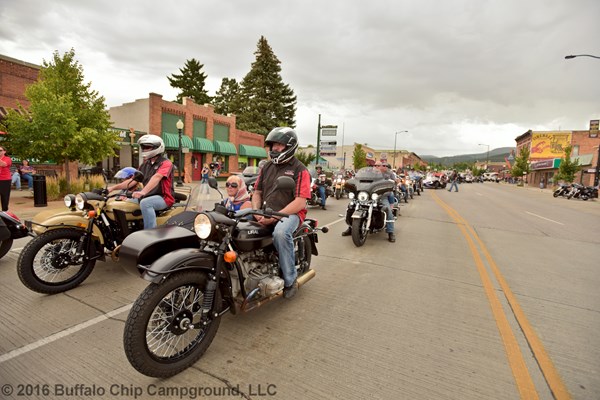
225, 182, 239, 188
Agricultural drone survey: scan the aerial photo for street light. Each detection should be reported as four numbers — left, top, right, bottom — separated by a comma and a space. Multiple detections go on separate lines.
565, 54, 600, 60
478, 143, 490, 170
393, 130, 408, 170
176, 119, 184, 186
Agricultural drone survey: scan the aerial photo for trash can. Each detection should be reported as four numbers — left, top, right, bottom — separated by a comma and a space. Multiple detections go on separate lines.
32, 174, 47, 207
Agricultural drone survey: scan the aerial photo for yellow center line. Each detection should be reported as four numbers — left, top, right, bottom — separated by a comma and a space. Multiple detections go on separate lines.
431, 192, 572, 400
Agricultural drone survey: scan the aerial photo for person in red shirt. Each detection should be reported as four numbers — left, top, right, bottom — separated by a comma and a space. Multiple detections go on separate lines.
252, 127, 311, 299
108, 135, 175, 229
0, 147, 13, 211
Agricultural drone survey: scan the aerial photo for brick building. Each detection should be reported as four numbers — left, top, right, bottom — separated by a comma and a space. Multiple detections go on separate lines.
515, 126, 600, 187
0, 54, 39, 126
109, 93, 267, 182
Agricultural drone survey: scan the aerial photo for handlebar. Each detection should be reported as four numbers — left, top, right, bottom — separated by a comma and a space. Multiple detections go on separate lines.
233, 207, 290, 219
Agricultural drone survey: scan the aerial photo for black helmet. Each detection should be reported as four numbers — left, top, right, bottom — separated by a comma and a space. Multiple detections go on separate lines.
265, 127, 298, 165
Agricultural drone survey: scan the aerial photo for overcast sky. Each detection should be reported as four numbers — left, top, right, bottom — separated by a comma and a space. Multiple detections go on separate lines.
1, 0, 598, 156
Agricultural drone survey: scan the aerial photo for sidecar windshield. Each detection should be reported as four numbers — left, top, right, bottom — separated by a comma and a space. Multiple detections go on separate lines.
184, 184, 222, 212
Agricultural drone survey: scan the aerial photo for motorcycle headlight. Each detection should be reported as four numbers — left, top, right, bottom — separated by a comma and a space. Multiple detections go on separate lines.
194, 213, 213, 239
371, 193, 379, 201
64, 194, 76, 208
75, 194, 87, 210
357, 191, 369, 202
348, 192, 355, 199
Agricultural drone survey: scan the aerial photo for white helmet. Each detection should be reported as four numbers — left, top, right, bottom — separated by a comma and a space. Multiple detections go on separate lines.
138, 134, 165, 159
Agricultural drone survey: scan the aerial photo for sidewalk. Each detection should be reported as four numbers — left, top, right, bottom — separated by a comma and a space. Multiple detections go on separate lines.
7, 181, 226, 222
8, 189, 65, 221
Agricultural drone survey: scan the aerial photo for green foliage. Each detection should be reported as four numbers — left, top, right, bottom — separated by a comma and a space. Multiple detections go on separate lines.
168, 59, 212, 105
352, 144, 367, 170
45, 173, 105, 200
554, 145, 580, 183
213, 78, 241, 115
235, 36, 297, 135
511, 147, 530, 177
295, 150, 316, 166
1, 49, 119, 188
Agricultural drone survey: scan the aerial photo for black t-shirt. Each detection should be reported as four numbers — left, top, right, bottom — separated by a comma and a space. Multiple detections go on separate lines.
255, 158, 311, 220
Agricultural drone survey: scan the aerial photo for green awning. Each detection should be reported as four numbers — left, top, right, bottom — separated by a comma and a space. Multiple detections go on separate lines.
239, 144, 267, 158
193, 137, 215, 153
214, 140, 237, 155
162, 132, 194, 150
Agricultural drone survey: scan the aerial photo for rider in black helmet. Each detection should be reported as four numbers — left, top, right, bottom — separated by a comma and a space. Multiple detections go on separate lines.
252, 127, 312, 299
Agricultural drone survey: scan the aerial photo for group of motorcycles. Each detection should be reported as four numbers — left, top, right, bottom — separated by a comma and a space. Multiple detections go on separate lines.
7, 171, 327, 378
552, 183, 598, 201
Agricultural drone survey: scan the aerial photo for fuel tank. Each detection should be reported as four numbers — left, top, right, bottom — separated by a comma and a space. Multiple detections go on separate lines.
232, 220, 274, 252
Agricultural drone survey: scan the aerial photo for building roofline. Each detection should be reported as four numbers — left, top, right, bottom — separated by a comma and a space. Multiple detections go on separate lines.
0, 54, 41, 70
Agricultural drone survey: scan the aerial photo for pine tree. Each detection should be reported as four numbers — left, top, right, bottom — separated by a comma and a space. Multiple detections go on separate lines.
213, 78, 241, 115
236, 36, 297, 135
167, 58, 212, 104
1, 49, 118, 189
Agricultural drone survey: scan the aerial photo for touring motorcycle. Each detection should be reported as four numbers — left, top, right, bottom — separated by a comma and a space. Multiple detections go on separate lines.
343, 166, 396, 247
17, 172, 188, 294
332, 172, 346, 199
0, 211, 34, 259
120, 177, 328, 377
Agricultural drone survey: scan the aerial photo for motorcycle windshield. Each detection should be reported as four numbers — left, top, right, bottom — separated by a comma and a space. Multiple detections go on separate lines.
354, 167, 384, 181
185, 184, 222, 213
346, 167, 395, 194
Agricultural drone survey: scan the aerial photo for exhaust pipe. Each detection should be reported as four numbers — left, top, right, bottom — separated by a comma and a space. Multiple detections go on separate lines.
240, 269, 316, 312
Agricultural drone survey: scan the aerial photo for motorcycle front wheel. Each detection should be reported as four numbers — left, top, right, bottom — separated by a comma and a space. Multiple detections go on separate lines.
17, 228, 96, 294
0, 238, 13, 259
351, 218, 368, 247
123, 270, 222, 378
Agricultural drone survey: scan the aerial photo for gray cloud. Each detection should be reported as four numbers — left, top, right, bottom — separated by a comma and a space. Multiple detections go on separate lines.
1, 0, 598, 156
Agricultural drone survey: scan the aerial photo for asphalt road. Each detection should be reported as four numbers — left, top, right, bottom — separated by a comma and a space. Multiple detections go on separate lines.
0, 183, 598, 400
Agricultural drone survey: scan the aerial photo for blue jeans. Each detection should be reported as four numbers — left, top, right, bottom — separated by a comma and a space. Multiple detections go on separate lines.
11, 172, 21, 190
317, 185, 326, 206
272, 214, 300, 287
380, 195, 394, 233
135, 195, 168, 229
448, 180, 459, 192
22, 173, 33, 189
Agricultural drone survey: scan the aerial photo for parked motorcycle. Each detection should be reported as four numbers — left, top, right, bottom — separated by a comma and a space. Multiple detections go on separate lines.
0, 211, 34, 259
343, 166, 396, 247
17, 172, 188, 294
120, 177, 327, 377
567, 183, 597, 201
553, 184, 571, 198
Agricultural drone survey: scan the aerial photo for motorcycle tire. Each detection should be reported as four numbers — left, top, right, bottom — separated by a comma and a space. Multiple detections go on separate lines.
0, 238, 13, 259
581, 195, 589, 201
17, 228, 96, 294
567, 193, 573, 199
553, 191, 560, 198
123, 270, 222, 378
335, 191, 340, 200
351, 218, 368, 247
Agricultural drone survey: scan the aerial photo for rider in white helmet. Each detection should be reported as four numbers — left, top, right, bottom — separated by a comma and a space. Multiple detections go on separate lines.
108, 134, 175, 229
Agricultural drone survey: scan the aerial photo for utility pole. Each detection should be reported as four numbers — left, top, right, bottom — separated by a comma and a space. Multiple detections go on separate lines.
316, 114, 321, 167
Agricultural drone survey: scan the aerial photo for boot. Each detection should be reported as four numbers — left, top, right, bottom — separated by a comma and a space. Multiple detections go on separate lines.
341, 227, 352, 236
283, 280, 298, 299
321, 205, 327, 210
388, 233, 396, 243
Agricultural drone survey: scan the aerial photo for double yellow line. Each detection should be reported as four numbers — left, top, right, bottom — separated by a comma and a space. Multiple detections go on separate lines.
432, 192, 571, 400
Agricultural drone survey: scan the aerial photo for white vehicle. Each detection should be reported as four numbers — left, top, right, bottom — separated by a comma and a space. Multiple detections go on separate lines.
483, 172, 500, 182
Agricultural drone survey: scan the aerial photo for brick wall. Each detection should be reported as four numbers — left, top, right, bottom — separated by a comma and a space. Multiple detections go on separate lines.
0, 55, 40, 109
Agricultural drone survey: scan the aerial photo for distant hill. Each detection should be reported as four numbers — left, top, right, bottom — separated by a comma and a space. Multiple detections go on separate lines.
421, 147, 514, 166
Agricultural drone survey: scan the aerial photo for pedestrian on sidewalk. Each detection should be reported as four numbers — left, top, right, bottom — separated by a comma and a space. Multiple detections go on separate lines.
0, 146, 13, 211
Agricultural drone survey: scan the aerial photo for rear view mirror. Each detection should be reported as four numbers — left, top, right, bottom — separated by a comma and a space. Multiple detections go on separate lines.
208, 177, 219, 189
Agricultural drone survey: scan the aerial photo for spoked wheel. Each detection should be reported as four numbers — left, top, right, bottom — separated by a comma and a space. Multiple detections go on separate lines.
351, 218, 368, 247
17, 228, 96, 294
123, 270, 221, 378
295, 235, 313, 275
0, 238, 13, 259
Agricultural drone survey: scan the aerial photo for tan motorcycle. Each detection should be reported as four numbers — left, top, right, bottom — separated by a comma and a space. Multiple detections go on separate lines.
17, 173, 188, 294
